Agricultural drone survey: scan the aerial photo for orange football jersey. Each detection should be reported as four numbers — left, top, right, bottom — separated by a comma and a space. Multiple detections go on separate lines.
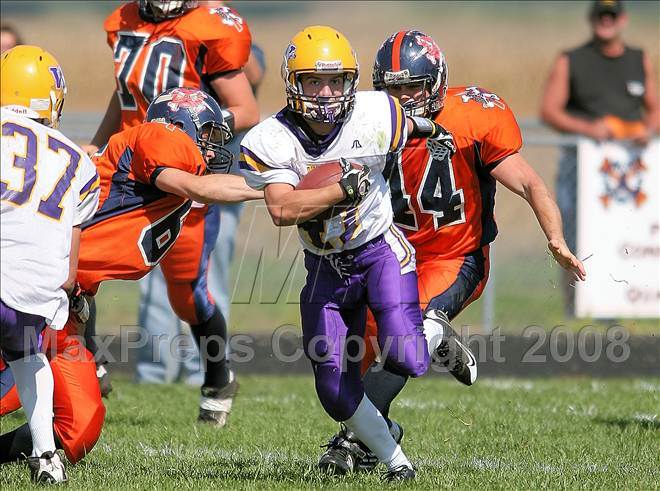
387, 86, 522, 260
76, 122, 205, 293
105, 2, 251, 129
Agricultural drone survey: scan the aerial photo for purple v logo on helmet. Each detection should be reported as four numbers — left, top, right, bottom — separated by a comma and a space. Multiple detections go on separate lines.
49, 66, 65, 90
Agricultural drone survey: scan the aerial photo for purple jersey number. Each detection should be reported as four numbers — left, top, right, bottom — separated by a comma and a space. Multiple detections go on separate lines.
37, 136, 81, 220
1, 121, 81, 220
1, 122, 38, 205
299, 208, 361, 251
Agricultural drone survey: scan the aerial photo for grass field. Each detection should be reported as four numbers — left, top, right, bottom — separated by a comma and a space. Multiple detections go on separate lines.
2, 376, 659, 489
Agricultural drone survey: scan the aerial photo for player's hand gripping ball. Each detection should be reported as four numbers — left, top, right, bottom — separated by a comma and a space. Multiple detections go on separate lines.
338, 158, 370, 206
296, 158, 370, 219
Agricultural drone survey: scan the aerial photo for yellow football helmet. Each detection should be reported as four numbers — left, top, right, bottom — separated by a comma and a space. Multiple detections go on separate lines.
281, 25, 359, 124
1, 45, 67, 128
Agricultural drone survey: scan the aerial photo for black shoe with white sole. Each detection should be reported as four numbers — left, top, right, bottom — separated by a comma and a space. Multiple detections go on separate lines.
318, 420, 404, 474
27, 451, 67, 484
318, 424, 367, 475
96, 363, 113, 398
198, 372, 239, 428
382, 464, 416, 482
427, 309, 477, 386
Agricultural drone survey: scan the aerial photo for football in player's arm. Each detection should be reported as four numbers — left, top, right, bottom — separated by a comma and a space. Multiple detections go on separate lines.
239, 25, 467, 482
260, 80, 456, 227
317, 30, 586, 476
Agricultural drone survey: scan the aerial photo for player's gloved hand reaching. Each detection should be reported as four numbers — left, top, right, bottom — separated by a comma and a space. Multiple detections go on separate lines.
338, 158, 370, 206
409, 116, 456, 157
427, 121, 456, 157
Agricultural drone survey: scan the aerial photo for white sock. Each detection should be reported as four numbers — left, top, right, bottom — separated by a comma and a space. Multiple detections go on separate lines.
423, 311, 445, 354
344, 395, 412, 471
7, 353, 56, 457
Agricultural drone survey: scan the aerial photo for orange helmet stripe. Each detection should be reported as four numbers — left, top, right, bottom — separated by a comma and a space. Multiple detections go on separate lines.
391, 30, 406, 72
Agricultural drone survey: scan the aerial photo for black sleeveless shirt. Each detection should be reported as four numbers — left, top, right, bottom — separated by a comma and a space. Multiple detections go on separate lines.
566, 40, 645, 122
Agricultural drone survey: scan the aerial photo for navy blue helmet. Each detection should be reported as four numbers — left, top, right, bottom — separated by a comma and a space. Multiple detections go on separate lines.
145, 87, 233, 173
138, 0, 198, 23
373, 30, 448, 117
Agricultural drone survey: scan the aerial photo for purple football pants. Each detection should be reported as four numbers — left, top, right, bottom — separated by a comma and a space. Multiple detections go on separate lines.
300, 235, 429, 422
0, 299, 47, 361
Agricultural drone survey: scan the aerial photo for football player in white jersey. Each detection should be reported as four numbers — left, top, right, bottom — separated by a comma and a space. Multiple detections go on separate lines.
240, 26, 455, 481
1, 46, 100, 484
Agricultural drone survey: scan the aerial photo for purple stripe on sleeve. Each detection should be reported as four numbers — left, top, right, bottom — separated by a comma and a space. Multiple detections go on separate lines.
240, 145, 272, 170
80, 172, 99, 195
388, 96, 398, 151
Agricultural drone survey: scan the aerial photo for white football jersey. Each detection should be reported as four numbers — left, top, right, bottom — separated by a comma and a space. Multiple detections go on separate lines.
240, 91, 407, 255
1, 108, 100, 329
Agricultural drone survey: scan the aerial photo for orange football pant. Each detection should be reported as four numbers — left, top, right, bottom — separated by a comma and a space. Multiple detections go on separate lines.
0, 323, 105, 464
362, 245, 490, 373
159, 205, 219, 325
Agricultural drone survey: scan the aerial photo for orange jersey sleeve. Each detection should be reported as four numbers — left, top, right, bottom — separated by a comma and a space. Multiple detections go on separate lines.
78, 122, 204, 293
448, 86, 523, 166
198, 6, 251, 77
131, 122, 206, 185
104, 3, 251, 129
392, 86, 523, 260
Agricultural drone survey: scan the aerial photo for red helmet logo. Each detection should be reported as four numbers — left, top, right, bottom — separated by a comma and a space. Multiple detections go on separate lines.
414, 34, 442, 65
166, 88, 209, 113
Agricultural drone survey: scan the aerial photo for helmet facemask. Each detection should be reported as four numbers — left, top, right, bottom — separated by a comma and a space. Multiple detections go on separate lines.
197, 121, 233, 173
139, 0, 198, 22
285, 69, 358, 124
49, 86, 66, 129
376, 74, 441, 118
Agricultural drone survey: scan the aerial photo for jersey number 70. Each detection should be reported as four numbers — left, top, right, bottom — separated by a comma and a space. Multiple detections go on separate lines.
113, 32, 187, 110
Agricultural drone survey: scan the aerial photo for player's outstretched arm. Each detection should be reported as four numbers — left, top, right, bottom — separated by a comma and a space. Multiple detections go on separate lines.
153, 168, 263, 204
264, 183, 346, 226
491, 153, 586, 281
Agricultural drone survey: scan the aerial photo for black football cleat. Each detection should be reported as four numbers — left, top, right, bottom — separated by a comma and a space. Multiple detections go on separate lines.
382, 464, 416, 482
318, 424, 367, 475
427, 309, 477, 386
27, 451, 68, 484
198, 373, 240, 428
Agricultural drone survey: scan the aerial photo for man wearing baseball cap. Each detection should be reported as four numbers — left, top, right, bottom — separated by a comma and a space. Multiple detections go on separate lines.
540, 0, 658, 317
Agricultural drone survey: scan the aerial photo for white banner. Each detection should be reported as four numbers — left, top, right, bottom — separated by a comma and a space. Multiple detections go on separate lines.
576, 138, 660, 318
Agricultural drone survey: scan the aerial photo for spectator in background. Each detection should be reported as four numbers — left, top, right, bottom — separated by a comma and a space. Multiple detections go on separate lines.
540, 0, 659, 316
1, 24, 23, 53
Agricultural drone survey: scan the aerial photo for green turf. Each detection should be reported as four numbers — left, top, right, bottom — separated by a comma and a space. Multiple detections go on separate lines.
2, 376, 659, 489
